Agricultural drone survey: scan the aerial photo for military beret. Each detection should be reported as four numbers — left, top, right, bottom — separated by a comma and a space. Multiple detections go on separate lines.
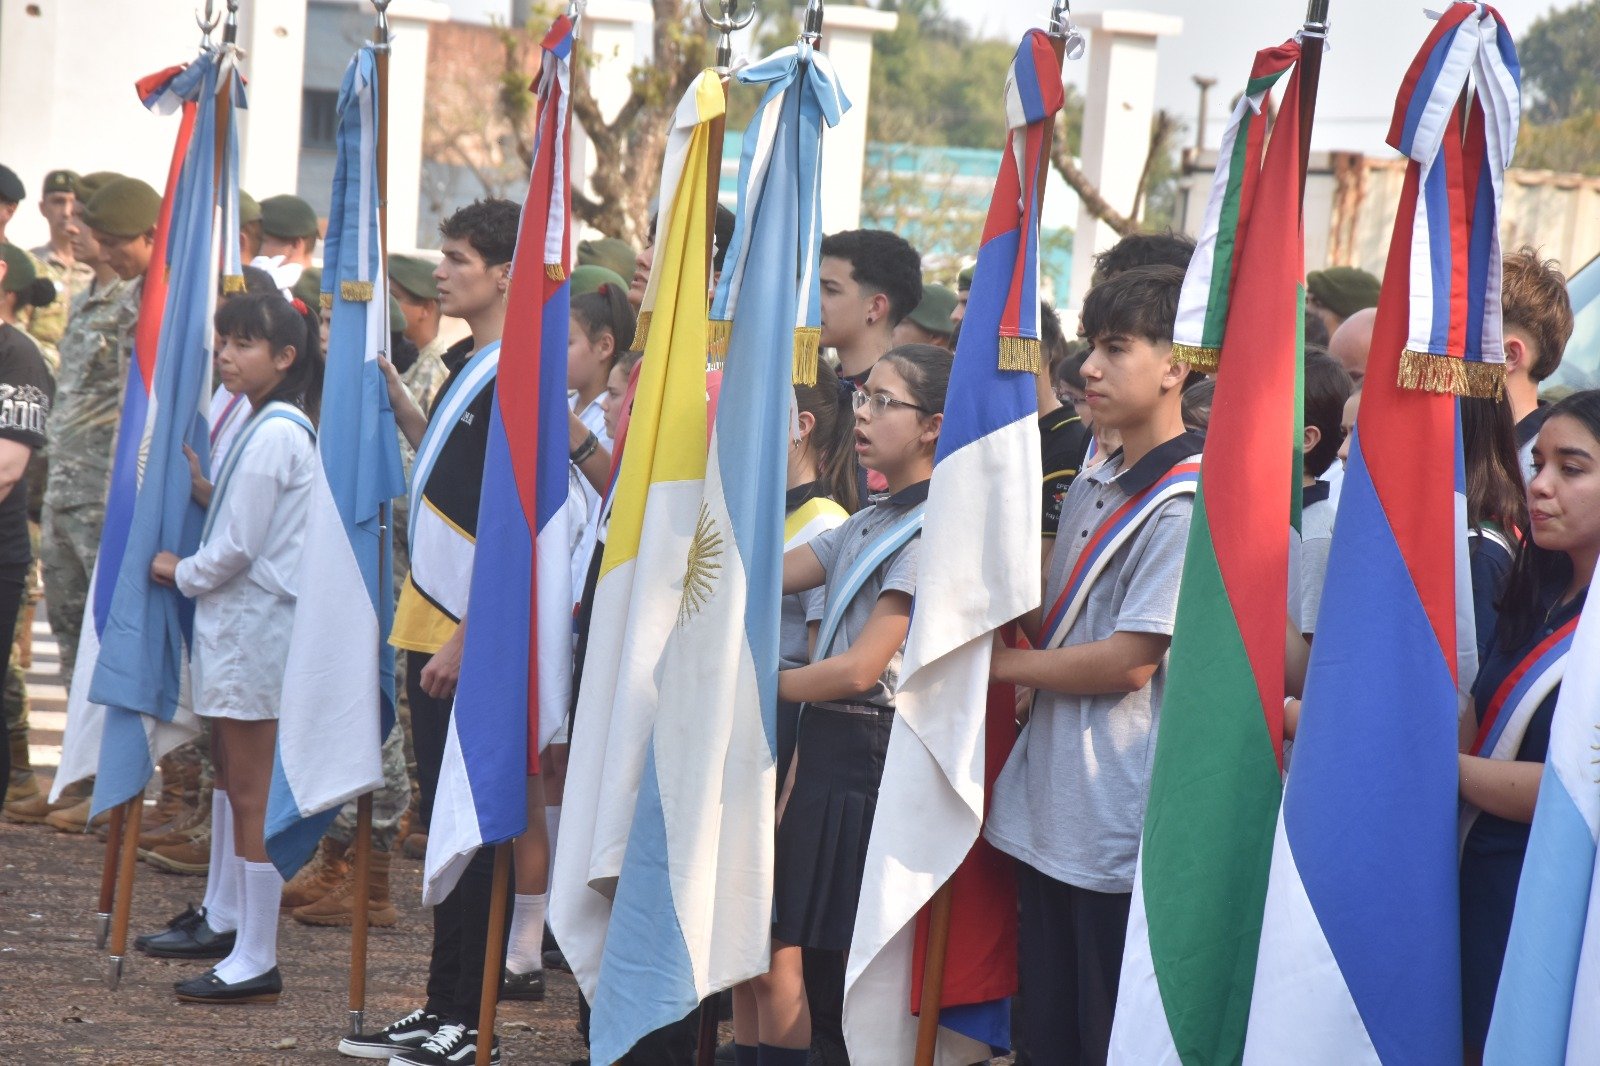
0, 243, 36, 292
0, 165, 23, 204
957, 265, 974, 293
42, 170, 79, 196
74, 171, 122, 204
259, 194, 320, 240
83, 177, 161, 238
1306, 266, 1381, 319
388, 254, 438, 301
576, 237, 636, 282
238, 190, 262, 225
290, 265, 322, 308
905, 284, 957, 335
569, 264, 627, 298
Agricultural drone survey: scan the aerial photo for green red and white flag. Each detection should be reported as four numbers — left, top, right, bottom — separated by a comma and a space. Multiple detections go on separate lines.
1110, 38, 1309, 1065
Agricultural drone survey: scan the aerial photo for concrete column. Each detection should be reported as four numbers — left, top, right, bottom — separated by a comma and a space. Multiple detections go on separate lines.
383, 1, 450, 249
235, 0, 309, 202
819, 5, 898, 235
572, 0, 652, 244
1067, 10, 1183, 309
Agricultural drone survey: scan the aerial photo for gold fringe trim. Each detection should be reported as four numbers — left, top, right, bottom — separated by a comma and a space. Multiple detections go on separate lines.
707, 319, 732, 359
1171, 342, 1220, 374
631, 310, 652, 352
341, 279, 374, 302
998, 335, 1041, 374
221, 274, 246, 295
1397, 350, 1506, 399
793, 327, 821, 386
320, 292, 333, 312
546, 263, 567, 281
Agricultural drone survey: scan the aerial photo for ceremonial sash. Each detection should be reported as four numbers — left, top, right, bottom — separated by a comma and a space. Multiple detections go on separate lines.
406, 340, 501, 551
1038, 459, 1202, 651
201, 400, 315, 543
813, 503, 925, 663
1459, 613, 1580, 844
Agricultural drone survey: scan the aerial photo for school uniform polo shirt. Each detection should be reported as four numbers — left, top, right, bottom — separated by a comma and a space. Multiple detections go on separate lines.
985, 431, 1201, 893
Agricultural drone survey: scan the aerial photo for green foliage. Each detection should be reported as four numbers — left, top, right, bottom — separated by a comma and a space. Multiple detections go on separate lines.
1519, 0, 1600, 123
1516, 111, 1600, 176
869, 8, 1025, 148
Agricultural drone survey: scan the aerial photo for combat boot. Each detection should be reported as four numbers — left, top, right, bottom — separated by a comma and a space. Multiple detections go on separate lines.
44, 796, 111, 833
292, 846, 398, 928
280, 835, 349, 909
143, 828, 210, 875
138, 760, 202, 847
2, 732, 47, 823
139, 779, 211, 853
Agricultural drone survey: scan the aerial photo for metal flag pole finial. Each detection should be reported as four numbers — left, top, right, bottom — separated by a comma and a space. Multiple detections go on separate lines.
800, 0, 824, 47
1048, 0, 1086, 61
196, 0, 220, 50
373, 0, 393, 52
698, 0, 754, 70
222, 0, 239, 45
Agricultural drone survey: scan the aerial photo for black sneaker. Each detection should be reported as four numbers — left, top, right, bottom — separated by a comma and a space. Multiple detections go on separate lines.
389, 1022, 501, 1066
500, 966, 545, 1001
336, 1007, 443, 1059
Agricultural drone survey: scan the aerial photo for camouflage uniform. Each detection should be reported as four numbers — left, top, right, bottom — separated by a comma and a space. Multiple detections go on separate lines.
25, 246, 93, 373
41, 276, 132, 686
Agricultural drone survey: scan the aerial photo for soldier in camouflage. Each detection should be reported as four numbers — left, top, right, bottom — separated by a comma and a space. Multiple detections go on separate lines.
24, 170, 94, 370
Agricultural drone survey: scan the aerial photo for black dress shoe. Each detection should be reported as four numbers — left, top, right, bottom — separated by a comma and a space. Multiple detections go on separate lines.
174, 966, 282, 1004
139, 913, 236, 959
499, 967, 545, 1001
134, 903, 203, 950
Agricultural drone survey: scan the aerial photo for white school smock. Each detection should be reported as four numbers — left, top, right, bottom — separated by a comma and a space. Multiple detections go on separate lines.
175, 413, 317, 720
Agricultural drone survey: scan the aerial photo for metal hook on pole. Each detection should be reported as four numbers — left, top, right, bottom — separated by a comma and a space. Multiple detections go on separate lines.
799, 0, 824, 47
697, 0, 754, 70
1048, 0, 1086, 61
196, 0, 220, 50
372, 0, 392, 52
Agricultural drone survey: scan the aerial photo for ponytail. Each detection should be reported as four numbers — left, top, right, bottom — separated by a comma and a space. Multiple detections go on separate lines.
214, 291, 326, 424
793, 377, 858, 513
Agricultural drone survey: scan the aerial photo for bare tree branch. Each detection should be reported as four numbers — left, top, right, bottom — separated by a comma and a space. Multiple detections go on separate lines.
1049, 115, 1138, 238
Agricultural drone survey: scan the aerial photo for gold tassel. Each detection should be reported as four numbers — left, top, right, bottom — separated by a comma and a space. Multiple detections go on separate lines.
320, 292, 333, 312
631, 310, 652, 352
793, 327, 821, 386
998, 335, 1041, 374
1464, 359, 1507, 400
1171, 342, 1220, 374
707, 319, 732, 359
221, 274, 246, 295
546, 263, 567, 281
1397, 349, 1505, 396
341, 279, 374, 302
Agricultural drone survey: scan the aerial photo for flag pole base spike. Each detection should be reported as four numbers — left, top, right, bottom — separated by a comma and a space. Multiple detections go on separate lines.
94, 912, 111, 949
105, 955, 125, 990
348, 1009, 365, 1037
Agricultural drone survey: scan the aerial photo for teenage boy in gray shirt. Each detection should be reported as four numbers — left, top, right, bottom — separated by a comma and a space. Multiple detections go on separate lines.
987, 265, 1200, 1064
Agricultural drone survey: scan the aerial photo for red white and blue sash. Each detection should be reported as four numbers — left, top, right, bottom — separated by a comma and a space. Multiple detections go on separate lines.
1038, 459, 1201, 651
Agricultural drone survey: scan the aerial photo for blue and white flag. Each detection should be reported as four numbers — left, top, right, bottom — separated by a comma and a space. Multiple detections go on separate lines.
586, 46, 846, 1063
264, 46, 405, 877
76, 51, 243, 815
421, 13, 578, 905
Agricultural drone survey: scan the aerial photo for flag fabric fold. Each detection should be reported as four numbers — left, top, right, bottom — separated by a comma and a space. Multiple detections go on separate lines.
842, 30, 1059, 1064
550, 69, 722, 1006
1110, 39, 1303, 1066
1243, 9, 1519, 1063
421, 14, 578, 906
264, 44, 406, 877
587, 46, 847, 1063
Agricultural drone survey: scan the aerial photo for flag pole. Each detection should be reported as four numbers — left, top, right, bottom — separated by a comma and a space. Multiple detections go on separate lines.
94, 803, 125, 948
104, 797, 143, 988
1296, 0, 1329, 205
476, 843, 513, 1066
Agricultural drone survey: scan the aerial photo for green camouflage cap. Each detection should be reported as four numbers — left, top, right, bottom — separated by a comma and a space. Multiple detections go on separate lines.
0, 165, 23, 204
239, 190, 262, 225
905, 283, 957, 335
74, 171, 122, 204
42, 169, 79, 196
259, 194, 319, 240
388, 253, 438, 301
569, 264, 627, 298
576, 237, 636, 281
83, 177, 160, 238
0, 243, 37, 292
957, 264, 974, 292
290, 265, 322, 308
1306, 266, 1382, 319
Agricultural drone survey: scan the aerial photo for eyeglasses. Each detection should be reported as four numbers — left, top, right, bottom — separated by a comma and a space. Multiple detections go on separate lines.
852, 389, 932, 417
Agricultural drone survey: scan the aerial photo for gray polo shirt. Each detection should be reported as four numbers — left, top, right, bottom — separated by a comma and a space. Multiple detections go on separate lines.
802, 481, 926, 709
985, 433, 1200, 893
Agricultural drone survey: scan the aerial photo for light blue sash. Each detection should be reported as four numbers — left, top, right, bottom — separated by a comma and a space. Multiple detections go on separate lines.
407, 340, 501, 553
812, 502, 925, 662
201, 400, 315, 543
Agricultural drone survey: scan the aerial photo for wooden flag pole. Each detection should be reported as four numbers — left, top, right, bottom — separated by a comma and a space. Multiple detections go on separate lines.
105, 796, 143, 988
348, 794, 375, 1034
94, 802, 126, 948
476, 843, 513, 1066
912, 879, 956, 1066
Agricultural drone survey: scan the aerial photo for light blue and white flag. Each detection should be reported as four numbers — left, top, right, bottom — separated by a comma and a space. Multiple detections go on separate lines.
586, 45, 847, 1064
264, 45, 405, 877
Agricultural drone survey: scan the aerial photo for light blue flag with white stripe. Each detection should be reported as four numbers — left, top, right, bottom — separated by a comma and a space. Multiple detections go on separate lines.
264, 45, 405, 876
588, 44, 847, 1064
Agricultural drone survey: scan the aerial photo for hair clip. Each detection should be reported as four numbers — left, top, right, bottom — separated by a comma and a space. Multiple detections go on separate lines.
289, 296, 309, 316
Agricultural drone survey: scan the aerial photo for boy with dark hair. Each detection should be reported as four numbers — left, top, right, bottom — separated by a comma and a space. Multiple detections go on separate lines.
1297, 348, 1353, 638
1089, 231, 1196, 286
818, 228, 923, 383
343, 198, 525, 1066
1500, 247, 1575, 476
986, 263, 1199, 1064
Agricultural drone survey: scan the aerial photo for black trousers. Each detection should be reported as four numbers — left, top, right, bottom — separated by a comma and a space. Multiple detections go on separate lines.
1014, 861, 1132, 1066
409, 651, 510, 1025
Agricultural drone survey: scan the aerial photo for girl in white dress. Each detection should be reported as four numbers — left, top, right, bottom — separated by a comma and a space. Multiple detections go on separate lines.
150, 291, 322, 1004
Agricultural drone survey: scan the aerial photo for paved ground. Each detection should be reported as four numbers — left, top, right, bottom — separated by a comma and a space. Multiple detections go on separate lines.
0, 620, 596, 1064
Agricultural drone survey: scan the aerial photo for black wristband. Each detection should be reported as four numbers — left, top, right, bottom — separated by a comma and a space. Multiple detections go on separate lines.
570, 432, 599, 465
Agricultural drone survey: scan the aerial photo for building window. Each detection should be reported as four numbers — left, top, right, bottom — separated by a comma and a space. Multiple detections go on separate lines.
302, 89, 338, 152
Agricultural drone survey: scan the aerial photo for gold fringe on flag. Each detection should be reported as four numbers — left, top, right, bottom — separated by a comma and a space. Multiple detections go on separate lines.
546, 263, 567, 281
793, 327, 821, 386
1397, 350, 1505, 399
221, 274, 246, 295
1171, 341, 1221, 374
341, 279, 375, 302
707, 319, 732, 359
320, 292, 334, 312
998, 335, 1041, 374
631, 310, 652, 352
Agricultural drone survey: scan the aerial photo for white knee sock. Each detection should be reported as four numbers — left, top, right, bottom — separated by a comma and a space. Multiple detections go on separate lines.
544, 805, 561, 882
199, 790, 239, 933
213, 860, 284, 984
505, 891, 549, 975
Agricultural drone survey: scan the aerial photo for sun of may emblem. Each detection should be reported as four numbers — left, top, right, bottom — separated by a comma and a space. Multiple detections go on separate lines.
678, 502, 725, 627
